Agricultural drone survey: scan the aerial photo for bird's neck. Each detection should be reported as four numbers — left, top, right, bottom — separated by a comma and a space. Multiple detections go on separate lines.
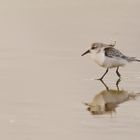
90, 49, 105, 66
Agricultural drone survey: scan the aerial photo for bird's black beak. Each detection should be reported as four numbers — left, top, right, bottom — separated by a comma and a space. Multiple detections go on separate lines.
81, 50, 90, 56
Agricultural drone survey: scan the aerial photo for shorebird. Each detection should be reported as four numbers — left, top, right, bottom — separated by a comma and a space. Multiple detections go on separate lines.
81, 42, 140, 80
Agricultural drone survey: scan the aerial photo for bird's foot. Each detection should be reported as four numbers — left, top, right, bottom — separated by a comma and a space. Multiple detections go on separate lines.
95, 78, 103, 81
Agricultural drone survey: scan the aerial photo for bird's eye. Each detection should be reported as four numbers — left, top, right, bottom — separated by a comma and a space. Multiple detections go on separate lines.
91, 46, 97, 50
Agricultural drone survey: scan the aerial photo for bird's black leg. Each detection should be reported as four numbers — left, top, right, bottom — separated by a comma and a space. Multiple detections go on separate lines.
116, 67, 121, 78
97, 68, 109, 80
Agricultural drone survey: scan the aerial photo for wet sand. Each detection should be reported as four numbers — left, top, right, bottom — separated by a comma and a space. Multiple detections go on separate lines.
0, 0, 140, 140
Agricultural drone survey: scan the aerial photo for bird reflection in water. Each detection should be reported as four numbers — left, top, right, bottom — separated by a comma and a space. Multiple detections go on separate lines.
85, 79, 140, 115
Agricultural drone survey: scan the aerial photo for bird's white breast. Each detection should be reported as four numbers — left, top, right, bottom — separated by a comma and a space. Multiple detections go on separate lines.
90, 50, 105, 67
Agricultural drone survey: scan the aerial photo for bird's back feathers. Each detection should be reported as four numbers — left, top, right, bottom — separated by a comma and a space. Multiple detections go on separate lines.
104, 47, 140, 62
104, 47, 125, 58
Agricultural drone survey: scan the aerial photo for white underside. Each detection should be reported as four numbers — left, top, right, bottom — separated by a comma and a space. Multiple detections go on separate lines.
90, 51, 128, 68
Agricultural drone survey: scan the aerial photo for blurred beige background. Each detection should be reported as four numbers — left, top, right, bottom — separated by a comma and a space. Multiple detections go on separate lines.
0, 0, 140, 140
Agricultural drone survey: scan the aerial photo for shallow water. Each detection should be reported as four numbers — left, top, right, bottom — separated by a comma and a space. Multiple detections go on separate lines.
1, 0, 140, 140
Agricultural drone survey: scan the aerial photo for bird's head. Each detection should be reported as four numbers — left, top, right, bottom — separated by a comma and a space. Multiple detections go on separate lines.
81, 43, 103, 56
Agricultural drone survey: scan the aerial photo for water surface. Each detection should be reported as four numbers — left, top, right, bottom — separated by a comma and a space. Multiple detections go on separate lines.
0, 0, 140, 140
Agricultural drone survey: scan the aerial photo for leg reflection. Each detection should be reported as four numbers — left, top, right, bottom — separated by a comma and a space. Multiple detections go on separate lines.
116, 78, 121, 91
98, 78, 121, 91
99, 79, 109, 91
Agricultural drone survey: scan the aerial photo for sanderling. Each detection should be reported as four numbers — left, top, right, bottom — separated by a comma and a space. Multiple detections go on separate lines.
81, 42, 140, 80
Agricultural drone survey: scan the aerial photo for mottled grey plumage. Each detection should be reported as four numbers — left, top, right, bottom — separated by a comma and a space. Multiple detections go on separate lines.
104, 47, 139, 62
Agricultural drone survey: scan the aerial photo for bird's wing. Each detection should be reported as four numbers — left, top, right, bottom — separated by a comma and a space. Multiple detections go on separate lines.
104, 47, 126, 58
104, 47, 137, 62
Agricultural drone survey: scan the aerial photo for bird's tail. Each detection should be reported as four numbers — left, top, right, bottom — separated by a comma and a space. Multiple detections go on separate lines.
127, 57, 140, 62
135, 59, 140, 62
